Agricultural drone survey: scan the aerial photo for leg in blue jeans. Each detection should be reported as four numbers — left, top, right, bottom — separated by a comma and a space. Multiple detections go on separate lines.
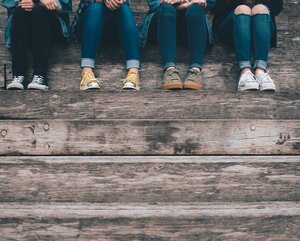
185, 4, 207, 69
116, 3, 140, 69
156, 4, 177, 70
81, 3, 107, 68
233, 13, 252, 70
252, 13, 274, 70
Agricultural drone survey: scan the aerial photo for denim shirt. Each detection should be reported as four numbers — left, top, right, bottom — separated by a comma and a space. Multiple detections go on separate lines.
139, 0, 217, 47
1, 0, 72, 48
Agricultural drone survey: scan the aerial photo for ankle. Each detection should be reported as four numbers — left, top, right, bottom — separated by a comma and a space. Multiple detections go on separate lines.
255, 68, 266, 75
165, 66, 176, 72
82, 67, 94, 75
190, 67, 201, 72
240, 68, 252, 75
128, 68, 139, 73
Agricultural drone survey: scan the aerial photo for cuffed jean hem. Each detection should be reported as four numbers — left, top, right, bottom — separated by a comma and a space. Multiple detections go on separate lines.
238, 61, 252, 70
163, 62, 176, 70
126, 59, 140, 69
254, 60, 267, 71
190, 63, 203, 69
81, 58, 95, 68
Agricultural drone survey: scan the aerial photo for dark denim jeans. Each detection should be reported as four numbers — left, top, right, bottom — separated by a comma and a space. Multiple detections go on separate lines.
11, 5, 61, 77
149, 3, 207, 70
81, 3, 140, 69
216, 11, 275, 71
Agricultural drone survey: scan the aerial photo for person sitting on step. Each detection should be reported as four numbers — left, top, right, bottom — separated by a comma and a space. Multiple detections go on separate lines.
2, 0, 72, 90
211, 0, 283, 91
139, 0, 215, 91
71, 0, 141, 91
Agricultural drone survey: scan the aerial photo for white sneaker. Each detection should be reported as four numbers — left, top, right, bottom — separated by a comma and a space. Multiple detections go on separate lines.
7, 76, 25, 90
238, 71, 259, 91
256, 72, 276, 91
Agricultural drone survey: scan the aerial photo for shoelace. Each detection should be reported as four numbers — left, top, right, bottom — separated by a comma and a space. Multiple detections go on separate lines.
244, 72, 256, 82
13, 76, 24, 83
166, 69, 180, 81
81, 72, 101, 85
33, 75, 44, 84
124, 71, 139, 85
258, 72, 274, 83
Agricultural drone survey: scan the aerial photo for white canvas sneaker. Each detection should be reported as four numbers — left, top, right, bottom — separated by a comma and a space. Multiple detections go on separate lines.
256, 72, 276, 91
238, 71, 259, 91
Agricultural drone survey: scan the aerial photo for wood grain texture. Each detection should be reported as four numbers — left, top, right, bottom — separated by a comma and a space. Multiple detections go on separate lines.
0, 156, 299, 203
0, 202, 299, 241
0, 120, 299, 155
0, 91, 299, 120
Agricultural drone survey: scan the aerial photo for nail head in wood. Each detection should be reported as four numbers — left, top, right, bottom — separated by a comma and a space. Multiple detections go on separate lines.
1, 129, 7, 138
44, 143, 50, 150
43, 123, 50, 131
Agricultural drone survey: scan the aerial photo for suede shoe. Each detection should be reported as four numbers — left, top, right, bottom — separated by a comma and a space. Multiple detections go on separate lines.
183, 68, 205, 90
163, 68, 183, 90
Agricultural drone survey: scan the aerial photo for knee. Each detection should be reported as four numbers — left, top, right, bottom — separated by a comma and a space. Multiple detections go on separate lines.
31, 4, 48, 14
252, 4, 270, 15
159, 3, 176, 17
186, 3, 205, 17
234, 5, 251, 15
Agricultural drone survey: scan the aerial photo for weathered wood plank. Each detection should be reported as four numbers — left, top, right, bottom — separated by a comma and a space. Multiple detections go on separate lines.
0, 202, 299, 240
0, 156, 299, 203
0, 91, 299, 120
0, 120, 299, 155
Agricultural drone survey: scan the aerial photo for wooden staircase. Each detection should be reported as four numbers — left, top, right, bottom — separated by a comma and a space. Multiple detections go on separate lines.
0, 0, 299, 240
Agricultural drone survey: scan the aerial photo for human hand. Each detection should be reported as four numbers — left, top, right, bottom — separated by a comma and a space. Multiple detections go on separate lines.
105, 0, 124, 10
39, 0, 59, 11
18, 0, 35, 11
160, 0, 182, 6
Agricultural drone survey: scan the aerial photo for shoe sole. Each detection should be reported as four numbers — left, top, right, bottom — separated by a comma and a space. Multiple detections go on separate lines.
28, 83, 49, 90
163, 82, 183, 90
184, 81, 204, 90
80, 84, 101, 91
260, 83, 276, 91
122, 82, 140, 90
7, 82, 24, 90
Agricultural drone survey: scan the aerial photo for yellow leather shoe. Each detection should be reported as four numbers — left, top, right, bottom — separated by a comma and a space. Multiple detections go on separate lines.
80, 71, 101, 90
122, 69, 140, 90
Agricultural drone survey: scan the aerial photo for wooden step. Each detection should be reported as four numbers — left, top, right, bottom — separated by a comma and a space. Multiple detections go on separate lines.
0, 91, 299, 120
0, 202, 299, 240
0, 120, 299, 155
0, 156, 299, 203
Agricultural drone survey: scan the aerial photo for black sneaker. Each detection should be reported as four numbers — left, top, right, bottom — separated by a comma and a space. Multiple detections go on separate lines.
7, 76, 25, 90
28, 75, 49, 90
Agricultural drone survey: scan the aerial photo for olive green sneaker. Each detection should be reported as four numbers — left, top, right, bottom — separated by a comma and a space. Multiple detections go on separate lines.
183, 68, 205, 90
163, 68, 183, 90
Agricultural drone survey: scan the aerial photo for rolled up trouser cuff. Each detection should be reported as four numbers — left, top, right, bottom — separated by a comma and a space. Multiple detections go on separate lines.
190, 63, 202, 69
163, 62, 176, 70
238, 60, 252, 70
126, 59, 140, 69
81, 58, 95, 69
254, 60, 267, 71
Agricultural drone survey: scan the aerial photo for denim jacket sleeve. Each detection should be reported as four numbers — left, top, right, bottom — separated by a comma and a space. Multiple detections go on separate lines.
1, 0, 18, 9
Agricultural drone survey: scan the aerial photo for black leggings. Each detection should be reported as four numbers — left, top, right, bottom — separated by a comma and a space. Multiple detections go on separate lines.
11, 5, 61, 77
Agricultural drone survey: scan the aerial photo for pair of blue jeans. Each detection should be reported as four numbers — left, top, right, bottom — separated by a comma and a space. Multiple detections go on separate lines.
150, 3, 207, 70
81, 3, 140, 69
216, 11, 275, 70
